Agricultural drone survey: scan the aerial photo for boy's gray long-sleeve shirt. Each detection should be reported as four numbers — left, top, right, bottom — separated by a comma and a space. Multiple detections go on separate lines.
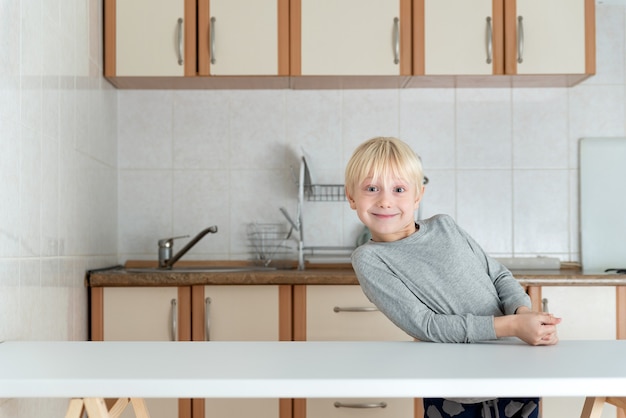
351, 214, 531, 343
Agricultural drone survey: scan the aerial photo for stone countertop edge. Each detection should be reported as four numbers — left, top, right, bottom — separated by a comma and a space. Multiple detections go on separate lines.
86, 266, 626, 288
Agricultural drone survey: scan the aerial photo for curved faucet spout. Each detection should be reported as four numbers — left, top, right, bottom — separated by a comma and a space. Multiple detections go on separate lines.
161, 226, 218, 269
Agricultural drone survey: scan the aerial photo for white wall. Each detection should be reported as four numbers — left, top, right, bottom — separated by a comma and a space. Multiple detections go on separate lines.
117, 5, 625, 265
0, 0, 117, 415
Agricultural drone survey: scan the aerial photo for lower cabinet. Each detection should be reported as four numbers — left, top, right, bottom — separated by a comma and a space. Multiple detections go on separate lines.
193, 285, 288, 418
293, 285, 419, 418
91, 286, 191, 418
91, 285, 291, 418
539, 287, 618, 418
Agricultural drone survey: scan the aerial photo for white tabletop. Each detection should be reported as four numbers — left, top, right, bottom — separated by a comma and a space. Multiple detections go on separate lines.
1, 340, 625, 399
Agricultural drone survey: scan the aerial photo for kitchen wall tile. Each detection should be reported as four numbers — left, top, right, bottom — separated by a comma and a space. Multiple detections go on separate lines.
0, 260, 20, 341
456, 89, 512, 169
173, 91, 231, 169
41, 135, 60, 257
513, 170, 570, 254
399, 88, 456, 170
230, 169, 296, 259
118, 170, 172, 256
0, 119, 20, 258
419, 169, 457, 220
118, 90, 174, 169
512, 88, 568, 169
229, 90, 288, 170
20, 126, 42, 257
342, 89, 401, 162
584, 5, 625, 86
457, 170, 513, 255
286, 90, 343, 176
568, 84, 626, 168
172, 170, 231, 258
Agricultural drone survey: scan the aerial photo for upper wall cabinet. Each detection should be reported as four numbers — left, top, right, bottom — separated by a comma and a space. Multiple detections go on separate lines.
197, 0, 289, 77
104, 0, 595, 89
411, 0, 595, 87
104, 0, 197, 81
104, 0, 289, 88
290, 0, 412, 88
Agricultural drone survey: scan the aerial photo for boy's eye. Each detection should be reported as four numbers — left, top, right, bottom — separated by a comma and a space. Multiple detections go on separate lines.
365, 185, 378, 192
394, 186, 406, 193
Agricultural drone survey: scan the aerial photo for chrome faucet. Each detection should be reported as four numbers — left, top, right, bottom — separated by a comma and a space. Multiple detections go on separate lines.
158, 226, 218, 269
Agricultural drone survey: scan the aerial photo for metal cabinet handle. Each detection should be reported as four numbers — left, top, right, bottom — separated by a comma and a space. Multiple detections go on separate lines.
485, 17, 493, 64
542, 298, 549, 313
333, 306, 379, 313
334, 402, 387, 409
517, 16, 524, 64
170, 299, 177, 341
392, 17, 400, 65
210, 17, 216, 64
176, 18, 184, 66
205, 297, 212, 341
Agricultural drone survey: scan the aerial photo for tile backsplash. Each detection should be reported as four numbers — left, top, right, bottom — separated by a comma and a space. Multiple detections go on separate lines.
118, 5, 626, 264
0, 2, 625, 417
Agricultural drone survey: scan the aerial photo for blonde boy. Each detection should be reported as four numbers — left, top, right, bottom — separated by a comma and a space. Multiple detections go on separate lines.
345, 137, 560, 418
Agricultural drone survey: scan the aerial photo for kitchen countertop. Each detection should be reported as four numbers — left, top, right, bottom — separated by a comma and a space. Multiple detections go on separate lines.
86, 261, 626, 288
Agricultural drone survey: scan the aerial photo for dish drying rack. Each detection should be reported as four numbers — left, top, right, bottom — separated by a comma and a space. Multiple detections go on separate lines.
299, 156, 346, 202
279, 155, 353, 270
247, 223, 293, 266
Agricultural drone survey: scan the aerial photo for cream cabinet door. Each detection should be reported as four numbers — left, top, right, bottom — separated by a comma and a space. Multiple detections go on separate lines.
203, 285, 280, 418
305, 286, 414, 418
423, 0, 495, 75
306, 285, 412, 341
115, 0, 186, 76
208, 0, 279, 75
103, 287, 180, 418
299, 0, 405, 75
512, 0, 586, 74
540, 287, 617, 418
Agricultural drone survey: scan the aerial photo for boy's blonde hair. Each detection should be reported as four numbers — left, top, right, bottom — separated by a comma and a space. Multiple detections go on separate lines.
345, 137, 425, 197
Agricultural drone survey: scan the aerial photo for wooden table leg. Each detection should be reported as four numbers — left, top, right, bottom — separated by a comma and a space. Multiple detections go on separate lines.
65, 398, 85, 418
108, 398, 130, 418
84, 398, 111, 418
130, 398, 151, 418
580, 397, 606, 418
608, 397, 626, 418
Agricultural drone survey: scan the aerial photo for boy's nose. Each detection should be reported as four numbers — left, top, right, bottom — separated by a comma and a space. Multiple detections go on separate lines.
377, 194, 393, 208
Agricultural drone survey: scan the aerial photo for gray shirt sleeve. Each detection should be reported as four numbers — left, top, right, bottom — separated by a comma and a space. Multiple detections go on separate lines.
351, 214, 531, 344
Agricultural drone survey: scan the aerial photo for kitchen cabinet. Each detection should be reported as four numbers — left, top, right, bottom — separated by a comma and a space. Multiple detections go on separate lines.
197, 0, 289, 76
293, 285, 419, 418
104, 0, 289, 88
104, 0, 196, 79
91, 286, 191, 418
91, 284, 292, 418
411, 0, 595, 86
192, 285, 290, 418
538, 287, 619, 418
289, 0, 412, 88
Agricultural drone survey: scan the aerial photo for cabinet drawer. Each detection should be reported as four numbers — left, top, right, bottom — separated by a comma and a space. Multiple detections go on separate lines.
306, 285, 411, 341
307, 398, 414, 418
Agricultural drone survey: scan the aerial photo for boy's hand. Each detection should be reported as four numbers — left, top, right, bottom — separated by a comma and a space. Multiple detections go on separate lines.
495, 309, 561, 346
514, 311, 561, 346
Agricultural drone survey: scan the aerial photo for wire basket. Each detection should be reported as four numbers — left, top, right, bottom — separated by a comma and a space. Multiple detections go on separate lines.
247, 223, 293, 265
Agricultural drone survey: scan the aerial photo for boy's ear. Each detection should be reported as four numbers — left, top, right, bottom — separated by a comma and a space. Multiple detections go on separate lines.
346, 191, 357, 210
414, 185, 425, 209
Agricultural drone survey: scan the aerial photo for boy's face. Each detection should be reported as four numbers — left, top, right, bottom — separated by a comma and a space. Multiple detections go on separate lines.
347, 174, 423, 242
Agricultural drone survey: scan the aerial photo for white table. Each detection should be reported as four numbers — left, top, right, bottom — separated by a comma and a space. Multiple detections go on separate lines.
1, 340, 625, 417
